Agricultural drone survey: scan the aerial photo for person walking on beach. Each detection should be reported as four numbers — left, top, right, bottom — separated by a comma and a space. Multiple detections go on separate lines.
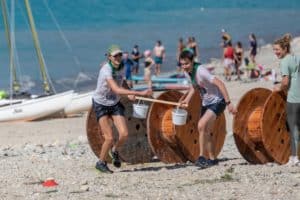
153, 40, 165, 76
92, 45, 152, 173
176, 37, 185, 71
178, 48, 236, 168
273, 34, 300, 166
131, 45, 142, 75
234, 41, 244, 80
249, 33, 257, 65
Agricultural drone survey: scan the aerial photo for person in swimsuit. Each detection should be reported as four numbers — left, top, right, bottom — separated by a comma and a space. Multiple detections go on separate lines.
92, 45, 152, 173
234, 41, 244, 80
153, 40, 165, 76
249, 33, 257, 64
223, 42, 235, 81
143, 49, 154, 89
176, 37, 186, 72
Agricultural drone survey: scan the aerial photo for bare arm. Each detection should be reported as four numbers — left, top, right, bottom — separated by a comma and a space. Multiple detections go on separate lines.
212, 77, 236, 114
180, 85, 195, 107
274, 75, 289, 92
107, 79, 152, 96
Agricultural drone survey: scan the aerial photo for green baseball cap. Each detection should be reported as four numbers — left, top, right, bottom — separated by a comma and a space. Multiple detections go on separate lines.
107, 44, 123, 56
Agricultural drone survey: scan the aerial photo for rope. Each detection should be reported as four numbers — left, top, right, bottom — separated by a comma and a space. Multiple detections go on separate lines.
42, 0, 85, 89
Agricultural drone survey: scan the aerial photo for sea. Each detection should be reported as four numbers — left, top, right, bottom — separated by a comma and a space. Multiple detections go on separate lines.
1, 0, 300, 94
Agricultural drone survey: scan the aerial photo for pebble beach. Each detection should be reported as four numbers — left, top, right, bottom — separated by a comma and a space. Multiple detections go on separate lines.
0, 40, 300, 200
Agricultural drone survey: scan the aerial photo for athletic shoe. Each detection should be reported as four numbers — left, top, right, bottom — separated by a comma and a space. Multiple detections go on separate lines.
206, 159, 219, 167
195, 156, 208, 168
109, 150, 121, 168
285, 156, 300, 166
95, 161, 113, 174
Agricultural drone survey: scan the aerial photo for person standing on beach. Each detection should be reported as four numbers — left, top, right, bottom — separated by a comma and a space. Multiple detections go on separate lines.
143, 49, 154, 89
187, 36, 200, 63
131, 45, 142, 75
92, 45, 152, 173
223, 42, 235, 81
220, 29, 231, 48
122, 52, 134, 88
176, 37, 185, 71
153, 40, 165, 76
249, 33, 257, 65
179, 48, 236, 168
273, 34, 300, 166
234, 41, 244, 80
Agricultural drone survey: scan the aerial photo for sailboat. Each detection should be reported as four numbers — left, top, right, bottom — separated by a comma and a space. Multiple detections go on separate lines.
0, 0, 73, 122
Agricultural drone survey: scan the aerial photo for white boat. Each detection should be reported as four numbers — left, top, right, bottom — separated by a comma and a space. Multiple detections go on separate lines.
0, 99, 23, 107
0, 90, 73, 122
64, 91, 93, 115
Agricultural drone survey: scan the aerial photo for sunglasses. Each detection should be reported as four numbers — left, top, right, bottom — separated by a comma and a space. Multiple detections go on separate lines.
113, 53, 123, 58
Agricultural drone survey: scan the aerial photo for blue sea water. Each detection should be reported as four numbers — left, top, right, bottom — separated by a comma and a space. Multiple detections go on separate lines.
1, 0, 300, 93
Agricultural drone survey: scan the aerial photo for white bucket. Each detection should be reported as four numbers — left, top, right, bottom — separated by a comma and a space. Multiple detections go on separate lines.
133, 103, 149, 119
172, 108, 188, 125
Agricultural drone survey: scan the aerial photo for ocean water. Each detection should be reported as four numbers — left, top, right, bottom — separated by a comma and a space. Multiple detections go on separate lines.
1, 0, 300, 93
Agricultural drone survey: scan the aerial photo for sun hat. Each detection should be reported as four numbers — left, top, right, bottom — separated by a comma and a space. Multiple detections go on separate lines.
108, 44, 123, 56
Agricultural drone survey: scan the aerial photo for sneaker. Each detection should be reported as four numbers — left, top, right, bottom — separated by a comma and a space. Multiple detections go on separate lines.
285, 156, 299, 166
109, 150, 121, 168
95, 161, 113, 173
195, 156, 207, 168
206, 159, 219, 167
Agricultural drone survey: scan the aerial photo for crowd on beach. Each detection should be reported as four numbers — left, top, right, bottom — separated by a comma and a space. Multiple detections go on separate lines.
112, 29, 280, 94
91, 31, 300, 174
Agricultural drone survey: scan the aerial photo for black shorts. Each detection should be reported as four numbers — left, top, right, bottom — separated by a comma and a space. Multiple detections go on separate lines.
92, 100, 125, 122
201, 99, 226, 116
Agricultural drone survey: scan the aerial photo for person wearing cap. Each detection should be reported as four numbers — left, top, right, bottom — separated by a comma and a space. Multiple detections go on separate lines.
92, 44, 152, 173
178, 48, 236, 169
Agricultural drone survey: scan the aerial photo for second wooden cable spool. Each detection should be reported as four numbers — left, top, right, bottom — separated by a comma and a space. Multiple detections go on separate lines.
147, 89, 226, 163
86, 84, 153, 164
233, 88, 290, 164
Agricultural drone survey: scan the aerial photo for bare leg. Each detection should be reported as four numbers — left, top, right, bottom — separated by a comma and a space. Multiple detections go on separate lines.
98, 116, 114, 161
111, 115, 128, 152
198, 110, 217, 159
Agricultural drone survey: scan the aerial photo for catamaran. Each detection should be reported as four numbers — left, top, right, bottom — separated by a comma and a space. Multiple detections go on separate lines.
0, 0, 73, 122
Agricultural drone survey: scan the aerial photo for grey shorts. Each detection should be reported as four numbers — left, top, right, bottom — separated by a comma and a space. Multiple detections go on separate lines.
92, 100, 125, 122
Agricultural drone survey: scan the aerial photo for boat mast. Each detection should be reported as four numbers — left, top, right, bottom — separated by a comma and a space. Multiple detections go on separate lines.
24, 0, 55, 94
0, 0, 20, 94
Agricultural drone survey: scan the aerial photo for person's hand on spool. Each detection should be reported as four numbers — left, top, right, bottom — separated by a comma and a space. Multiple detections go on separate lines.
226, 101, 237, 114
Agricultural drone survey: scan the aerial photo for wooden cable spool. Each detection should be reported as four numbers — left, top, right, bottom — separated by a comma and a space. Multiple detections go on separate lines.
233, 88, 290, 164
147, 89, 226, 163
86, 84, 153, 164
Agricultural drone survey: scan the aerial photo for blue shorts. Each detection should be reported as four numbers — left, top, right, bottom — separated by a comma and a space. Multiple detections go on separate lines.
201, 99, 226, 116
154, 57, 163, 64
92, 100, 125, 122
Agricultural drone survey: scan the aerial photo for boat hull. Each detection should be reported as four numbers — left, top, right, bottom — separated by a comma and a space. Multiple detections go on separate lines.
0, 90, 73, 122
